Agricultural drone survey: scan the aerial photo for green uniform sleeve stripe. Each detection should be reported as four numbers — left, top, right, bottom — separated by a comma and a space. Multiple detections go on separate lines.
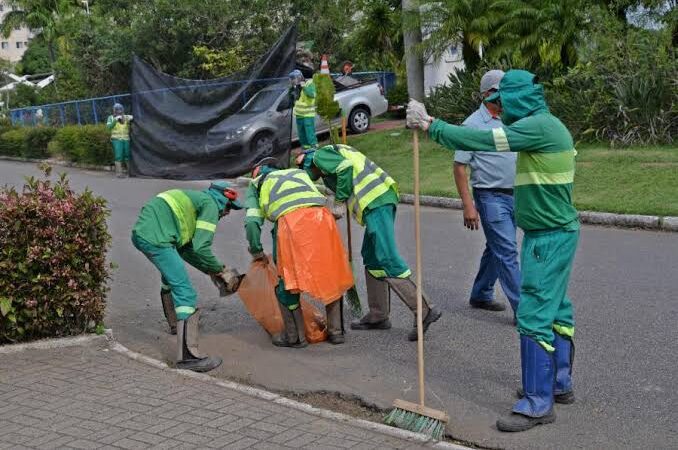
514, 170, 574, 186
175, 306, 196, 315
196, 220, 216, 232
246, 208, 264, 218
492, 128, 510, 152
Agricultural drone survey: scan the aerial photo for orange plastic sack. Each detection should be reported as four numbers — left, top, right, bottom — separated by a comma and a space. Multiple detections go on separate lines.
237, 256, 283, 336
238, 256, 327, 343
301, 297, 328, 343
277, 207, 354, 304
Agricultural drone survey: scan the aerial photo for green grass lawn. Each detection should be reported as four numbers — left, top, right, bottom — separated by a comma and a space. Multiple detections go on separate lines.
346, 128, 678, 216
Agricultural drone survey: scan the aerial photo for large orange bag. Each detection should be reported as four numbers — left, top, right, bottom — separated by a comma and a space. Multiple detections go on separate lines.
238, 256, 327, 343
276, 207, 354, 304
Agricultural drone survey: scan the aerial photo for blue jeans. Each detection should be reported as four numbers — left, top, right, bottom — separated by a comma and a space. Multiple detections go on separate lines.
469, 189, 521, 313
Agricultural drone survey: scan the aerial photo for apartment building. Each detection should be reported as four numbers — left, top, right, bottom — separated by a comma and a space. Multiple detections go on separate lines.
0, 1, 33, 63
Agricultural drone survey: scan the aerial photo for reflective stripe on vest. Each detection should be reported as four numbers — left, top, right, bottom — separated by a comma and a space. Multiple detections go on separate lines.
259, 169, 326, 221
335, 145, 398, 225
111, 117, 130, 140
293, 81, 316, 117
157, 190, 196, 246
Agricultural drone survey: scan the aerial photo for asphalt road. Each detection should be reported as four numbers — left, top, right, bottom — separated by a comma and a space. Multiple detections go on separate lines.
2, 160, 677, 449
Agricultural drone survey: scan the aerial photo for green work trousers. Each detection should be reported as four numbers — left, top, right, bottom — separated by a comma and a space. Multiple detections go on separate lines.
112, 139, 130, 162
271, 222, 300, 310
132, 232, 197, 320
361, 204, 411, 279
296, 116, 317, 150
516, 228, 579, 349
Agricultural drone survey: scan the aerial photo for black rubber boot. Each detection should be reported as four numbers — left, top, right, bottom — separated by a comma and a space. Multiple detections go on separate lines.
470, 299, 506, 311
176, 312, 222, 373
407, 307, 442, 341
160, 289, 177, 335
350, 318, 392, 330
496, 410, 556, 432
272, 305, 308, 348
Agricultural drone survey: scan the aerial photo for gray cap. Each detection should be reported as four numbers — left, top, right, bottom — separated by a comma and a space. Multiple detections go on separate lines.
480, 70, 505, 93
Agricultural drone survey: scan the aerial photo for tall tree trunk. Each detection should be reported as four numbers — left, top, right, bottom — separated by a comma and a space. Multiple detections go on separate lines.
461, 40, 480, 73
402, 0, 424, 101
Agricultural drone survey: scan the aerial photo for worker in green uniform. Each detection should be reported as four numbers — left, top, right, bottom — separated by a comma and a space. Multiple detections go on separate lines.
107, 103, 133, 178
131, 181, 244, 372
244, 157, 351, 347
407, 69, 579, 432
296, 145, 442, 342
289, 69, 318, 151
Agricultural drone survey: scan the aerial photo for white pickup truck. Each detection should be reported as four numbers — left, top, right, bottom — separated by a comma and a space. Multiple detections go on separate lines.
212, 78, 389, 154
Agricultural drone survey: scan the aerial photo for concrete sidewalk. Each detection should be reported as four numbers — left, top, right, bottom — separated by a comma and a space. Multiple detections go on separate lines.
0, 337, 453, 450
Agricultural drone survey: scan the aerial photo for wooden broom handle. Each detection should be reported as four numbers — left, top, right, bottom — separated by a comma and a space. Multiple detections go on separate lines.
341, 116, 353, 261
413, 129, 425, 407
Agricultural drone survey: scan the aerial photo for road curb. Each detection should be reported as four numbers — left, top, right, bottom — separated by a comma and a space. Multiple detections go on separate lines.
0, 155, 114, 172
107, 333, 470, 449
0, 332, 109, 354
237, 176, 677, 232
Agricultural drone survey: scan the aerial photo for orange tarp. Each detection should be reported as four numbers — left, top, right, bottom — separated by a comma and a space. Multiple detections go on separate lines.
276, 207, 354, 304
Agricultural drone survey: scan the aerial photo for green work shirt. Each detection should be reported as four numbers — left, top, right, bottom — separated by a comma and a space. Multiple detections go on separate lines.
133, 190, 224, 273
312, 146, 398, 213
428, 112, 579, 232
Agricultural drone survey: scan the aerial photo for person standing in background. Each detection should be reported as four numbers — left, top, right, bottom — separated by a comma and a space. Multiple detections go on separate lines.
107, 103, 133, 178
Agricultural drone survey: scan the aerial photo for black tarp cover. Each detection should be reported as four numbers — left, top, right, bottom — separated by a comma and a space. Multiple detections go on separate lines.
130, 26, 297, 179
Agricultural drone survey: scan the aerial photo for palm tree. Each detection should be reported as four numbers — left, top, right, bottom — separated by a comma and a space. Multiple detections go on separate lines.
0, 0, 75, 66
491, 0, 586, 70
419, 0, 499, 73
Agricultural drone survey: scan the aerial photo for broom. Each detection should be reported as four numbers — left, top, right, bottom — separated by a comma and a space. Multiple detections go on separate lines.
383, 129, 448, 440
341, 115, 362, 318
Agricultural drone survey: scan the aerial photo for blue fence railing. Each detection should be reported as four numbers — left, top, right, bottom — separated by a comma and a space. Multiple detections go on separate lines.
8, 71, 396, 128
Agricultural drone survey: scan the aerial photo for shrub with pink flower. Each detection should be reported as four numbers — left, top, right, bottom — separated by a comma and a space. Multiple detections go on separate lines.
0, 165, 112, 343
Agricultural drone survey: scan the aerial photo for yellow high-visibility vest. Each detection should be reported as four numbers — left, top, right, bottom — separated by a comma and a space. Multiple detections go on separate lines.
258, 169, 326, 221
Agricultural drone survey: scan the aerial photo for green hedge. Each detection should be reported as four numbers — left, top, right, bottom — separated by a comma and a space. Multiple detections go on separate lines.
0, 128, 29, 157
0, 124, 113, 165
49, 125, 112, 165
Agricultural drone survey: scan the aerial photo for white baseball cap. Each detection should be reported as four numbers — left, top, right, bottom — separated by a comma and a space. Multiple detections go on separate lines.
480, 70, 505, 93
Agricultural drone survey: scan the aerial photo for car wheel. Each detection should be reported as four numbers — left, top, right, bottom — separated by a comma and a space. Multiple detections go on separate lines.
251, 132, 275, 155
349, 107, 370, 134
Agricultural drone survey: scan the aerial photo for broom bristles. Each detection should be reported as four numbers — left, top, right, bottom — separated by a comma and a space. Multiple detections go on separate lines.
384, 407, 445, 441
345, 286, 362, 318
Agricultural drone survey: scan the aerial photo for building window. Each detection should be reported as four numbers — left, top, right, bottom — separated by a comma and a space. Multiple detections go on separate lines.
0, 6, 4, 12
16, 42, 23, 49
1, 42, 8, 50
14, 26, 21, 31
23, 41, 28, 46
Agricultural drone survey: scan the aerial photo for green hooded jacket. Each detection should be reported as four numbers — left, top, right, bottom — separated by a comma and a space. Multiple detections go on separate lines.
428, 70, 579, 232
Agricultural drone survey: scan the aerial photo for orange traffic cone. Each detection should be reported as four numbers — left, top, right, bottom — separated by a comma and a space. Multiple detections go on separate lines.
320, 55, 330, 74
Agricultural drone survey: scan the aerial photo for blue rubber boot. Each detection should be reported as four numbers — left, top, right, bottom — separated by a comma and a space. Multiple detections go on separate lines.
515, 332, 575, 404
553, 332, 575, 403
497, 335, 556, 432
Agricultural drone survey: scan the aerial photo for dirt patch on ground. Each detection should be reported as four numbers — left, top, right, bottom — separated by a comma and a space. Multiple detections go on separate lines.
639, 162, 678, 168
286, 390, 386, 423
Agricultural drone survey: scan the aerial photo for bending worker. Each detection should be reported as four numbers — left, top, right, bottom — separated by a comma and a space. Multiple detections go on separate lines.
407, 69, 579, 432
297, 145, 442, 341
132, 181, 244, 373
289, 69, 318, 151
107, 103, 133, 178
244, 158, 353, 347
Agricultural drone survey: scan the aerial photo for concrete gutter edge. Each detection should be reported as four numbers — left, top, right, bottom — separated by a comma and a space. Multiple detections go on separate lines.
235, 177, 677, 232
106, 334, 470, 449
2, 331, 469, 447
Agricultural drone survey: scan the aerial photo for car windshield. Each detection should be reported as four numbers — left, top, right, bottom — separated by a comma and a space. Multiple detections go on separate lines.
241, 88, 285, 113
